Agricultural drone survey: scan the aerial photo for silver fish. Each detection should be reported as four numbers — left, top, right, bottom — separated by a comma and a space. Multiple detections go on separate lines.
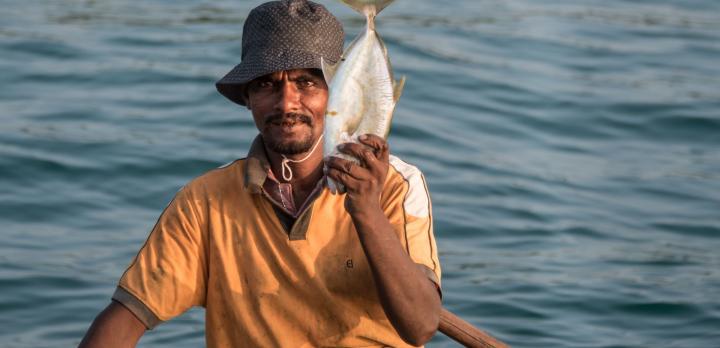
322, 0, 405, 194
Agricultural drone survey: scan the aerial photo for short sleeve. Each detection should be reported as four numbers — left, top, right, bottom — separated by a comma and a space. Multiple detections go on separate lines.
114, 185, 207, 328
383, 155, 441, 289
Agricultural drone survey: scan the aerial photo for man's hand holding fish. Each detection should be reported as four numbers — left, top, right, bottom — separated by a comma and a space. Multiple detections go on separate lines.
325, 134, 389, 214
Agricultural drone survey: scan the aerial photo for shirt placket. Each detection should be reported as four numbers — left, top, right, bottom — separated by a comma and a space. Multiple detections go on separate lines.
277, 182, 297, 213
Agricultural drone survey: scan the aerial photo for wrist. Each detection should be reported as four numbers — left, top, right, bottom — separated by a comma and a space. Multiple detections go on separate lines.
349, 200, 383, 222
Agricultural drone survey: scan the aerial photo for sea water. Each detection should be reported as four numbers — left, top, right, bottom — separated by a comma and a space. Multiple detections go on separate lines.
1, 0, 719, 347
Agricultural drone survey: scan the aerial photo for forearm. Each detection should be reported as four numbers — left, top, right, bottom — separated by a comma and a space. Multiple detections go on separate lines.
79, 301, 146, 348
352, 205, 441, 346
326, 135, 441, 344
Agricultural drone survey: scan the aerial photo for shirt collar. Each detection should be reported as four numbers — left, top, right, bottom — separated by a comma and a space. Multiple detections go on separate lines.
244, 135, 271, 194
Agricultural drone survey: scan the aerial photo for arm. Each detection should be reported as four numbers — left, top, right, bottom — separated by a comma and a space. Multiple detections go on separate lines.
78, 301, 146, 348
350, 202, 441, 345
80, 184, 207, 348
326, 135, 441, 346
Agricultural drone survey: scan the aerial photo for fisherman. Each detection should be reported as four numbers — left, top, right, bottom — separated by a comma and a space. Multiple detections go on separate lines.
79, 1, 441, 347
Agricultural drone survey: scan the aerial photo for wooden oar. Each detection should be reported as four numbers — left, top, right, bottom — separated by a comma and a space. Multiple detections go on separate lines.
438, 307, 510, 348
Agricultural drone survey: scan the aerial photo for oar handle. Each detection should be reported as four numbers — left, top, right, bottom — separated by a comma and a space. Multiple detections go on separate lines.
438, 307, 510, 348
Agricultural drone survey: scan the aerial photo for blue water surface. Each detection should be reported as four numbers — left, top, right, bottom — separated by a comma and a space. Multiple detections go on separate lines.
1, 0, 719, 347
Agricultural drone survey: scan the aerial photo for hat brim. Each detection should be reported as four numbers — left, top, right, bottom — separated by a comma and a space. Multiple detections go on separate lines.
216, 49, 331, 106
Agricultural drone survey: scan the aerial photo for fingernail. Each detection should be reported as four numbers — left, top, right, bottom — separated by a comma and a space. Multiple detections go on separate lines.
359, 134, 368, 140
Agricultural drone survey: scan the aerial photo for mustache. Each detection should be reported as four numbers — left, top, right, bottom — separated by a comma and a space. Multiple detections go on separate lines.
264, 113, 314, 126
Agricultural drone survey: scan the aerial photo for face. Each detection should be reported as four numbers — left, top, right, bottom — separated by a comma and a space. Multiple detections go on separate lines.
245, 69, 328, 156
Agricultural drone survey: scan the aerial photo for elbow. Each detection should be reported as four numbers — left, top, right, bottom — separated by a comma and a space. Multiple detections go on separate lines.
398, 307, 440, 346
399, 319, 439, 346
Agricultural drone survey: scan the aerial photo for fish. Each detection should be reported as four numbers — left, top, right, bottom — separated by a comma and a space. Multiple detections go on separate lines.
322, 0, 406, 194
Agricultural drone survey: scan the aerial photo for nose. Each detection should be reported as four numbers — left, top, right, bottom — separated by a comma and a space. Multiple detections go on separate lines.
274, 80, 301, 114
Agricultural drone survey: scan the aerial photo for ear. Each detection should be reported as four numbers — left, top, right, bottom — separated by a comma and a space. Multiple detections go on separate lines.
245, 100, 252, 110
242, 86, 251, 109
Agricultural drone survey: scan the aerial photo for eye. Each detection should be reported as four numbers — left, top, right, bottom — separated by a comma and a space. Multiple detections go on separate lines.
257, 80, 274, 89
296, 78, 316, 88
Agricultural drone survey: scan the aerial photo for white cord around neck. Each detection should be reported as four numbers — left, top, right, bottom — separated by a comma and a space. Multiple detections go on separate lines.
280, 134, 324, 182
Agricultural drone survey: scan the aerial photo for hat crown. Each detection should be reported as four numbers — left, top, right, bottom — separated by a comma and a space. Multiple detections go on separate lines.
242, 0, 343, 62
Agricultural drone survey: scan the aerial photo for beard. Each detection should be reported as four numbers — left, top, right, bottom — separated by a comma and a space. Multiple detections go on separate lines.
263, 112, 317, 155
266, 133, 314, 155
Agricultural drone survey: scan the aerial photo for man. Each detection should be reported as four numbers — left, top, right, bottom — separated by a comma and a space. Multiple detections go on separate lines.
79, 1, 441, 347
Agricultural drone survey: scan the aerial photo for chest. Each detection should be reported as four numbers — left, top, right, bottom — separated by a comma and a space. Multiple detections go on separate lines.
205, 192, 376, 300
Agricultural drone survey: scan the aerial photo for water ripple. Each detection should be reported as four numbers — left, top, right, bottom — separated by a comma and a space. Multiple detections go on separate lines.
2, 0, 720, 347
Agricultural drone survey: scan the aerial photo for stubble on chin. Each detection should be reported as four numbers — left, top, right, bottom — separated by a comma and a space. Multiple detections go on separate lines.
264, 132, 315, 155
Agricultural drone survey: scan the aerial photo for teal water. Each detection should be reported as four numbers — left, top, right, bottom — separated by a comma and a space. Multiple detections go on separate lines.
1, 0, 719, 347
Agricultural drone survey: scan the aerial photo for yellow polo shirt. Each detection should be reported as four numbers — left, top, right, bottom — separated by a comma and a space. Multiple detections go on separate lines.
113, 138, 441, 347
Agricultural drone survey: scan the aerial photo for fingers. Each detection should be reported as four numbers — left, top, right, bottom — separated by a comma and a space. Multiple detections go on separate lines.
336, 142, 378, 168
326, 134, 390, 195
358, 134, 389, 162
337, 134, 390, 165
326, 166, 362, 190
326, 158, 369, 193
325, 156, 371, 181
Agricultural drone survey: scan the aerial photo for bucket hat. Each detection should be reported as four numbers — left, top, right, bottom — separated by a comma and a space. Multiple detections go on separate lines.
216, 0, 344, 106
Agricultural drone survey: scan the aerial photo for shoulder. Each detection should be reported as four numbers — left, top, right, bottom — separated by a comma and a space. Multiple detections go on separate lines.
384, 155, 431, 218
387, 155, 424, 183
180, 158, 247, 197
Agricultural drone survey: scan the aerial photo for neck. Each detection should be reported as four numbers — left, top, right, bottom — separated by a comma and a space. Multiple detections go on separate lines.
265, 140, 324, 189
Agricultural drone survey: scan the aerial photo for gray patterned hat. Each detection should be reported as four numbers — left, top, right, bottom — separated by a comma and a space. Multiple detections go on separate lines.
216, 0, 344, 106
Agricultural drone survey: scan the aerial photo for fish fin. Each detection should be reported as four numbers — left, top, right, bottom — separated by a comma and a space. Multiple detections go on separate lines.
321, 57, 340, 83
339, 0, 396, 16
393, 75, 406, 102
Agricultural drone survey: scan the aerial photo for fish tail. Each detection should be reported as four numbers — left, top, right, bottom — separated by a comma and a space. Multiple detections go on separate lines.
339, 0, 396, 15
339, 0, 396, 29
